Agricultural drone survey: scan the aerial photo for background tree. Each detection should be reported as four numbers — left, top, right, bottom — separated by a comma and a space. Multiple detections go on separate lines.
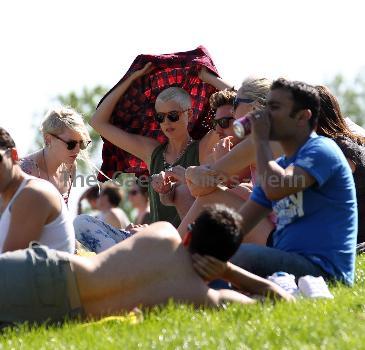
327, 69, 365, 126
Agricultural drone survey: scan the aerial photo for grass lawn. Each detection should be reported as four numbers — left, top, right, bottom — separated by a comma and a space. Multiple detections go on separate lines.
1, 256, 365, 350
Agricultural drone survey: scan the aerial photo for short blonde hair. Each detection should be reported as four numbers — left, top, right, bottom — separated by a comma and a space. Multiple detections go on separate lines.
41, 106, 90, 142
238, 77, 272, 110
156, 87, 191, 110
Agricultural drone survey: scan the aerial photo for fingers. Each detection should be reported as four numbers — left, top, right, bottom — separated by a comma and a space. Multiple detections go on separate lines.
142, 62, 153, 73
192, 254, 224, 280
192, 255, 213, 280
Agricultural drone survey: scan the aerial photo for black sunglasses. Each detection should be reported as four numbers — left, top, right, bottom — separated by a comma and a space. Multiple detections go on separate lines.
212, 116, 234, 129
50, 134, 91, 150
233, 97, 255, 110
154, 109, 189, 124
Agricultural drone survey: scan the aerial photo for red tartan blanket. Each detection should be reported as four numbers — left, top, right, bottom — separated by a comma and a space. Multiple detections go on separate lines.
97, 45, 219, 180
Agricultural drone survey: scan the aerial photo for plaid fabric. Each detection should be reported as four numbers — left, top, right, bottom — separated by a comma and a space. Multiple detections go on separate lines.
97, 45, 219, 180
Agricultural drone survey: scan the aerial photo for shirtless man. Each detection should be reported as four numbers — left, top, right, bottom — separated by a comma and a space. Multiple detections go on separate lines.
0, 204, 292, 324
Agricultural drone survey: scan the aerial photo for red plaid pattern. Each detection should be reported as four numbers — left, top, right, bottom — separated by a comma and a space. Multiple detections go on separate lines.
97, 46, 219, 180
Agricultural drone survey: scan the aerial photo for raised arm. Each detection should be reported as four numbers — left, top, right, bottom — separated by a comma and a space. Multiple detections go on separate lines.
198, 67, 233, 91
90, 62, 160, 169
249, 112, 315, 201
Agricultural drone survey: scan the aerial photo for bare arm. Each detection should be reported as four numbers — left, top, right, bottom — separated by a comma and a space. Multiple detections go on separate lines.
239, 199, 271, 238
184, 138, 282, 198
102, 211, 121, 229
193, 255, 294, 301
198, 67, 233, 91
250, 112, 315, 201
90, 63, 160, 168
255, 140, 315, 200
2, 185, 59, 252
212, 136, 283, 177
198, 130, 220, 165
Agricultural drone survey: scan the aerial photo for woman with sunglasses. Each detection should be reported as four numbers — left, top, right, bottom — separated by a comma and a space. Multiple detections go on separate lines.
20, 107, 91, 206
90, 63, 221, 227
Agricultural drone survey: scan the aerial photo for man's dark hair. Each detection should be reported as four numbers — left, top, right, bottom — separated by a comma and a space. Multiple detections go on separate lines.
271, 78, 320, 129
0, 127, 16, 150
84, 185, 100, 201
209, 89, 237, 111
101, 184, 122, 207
189, 204, 243, 262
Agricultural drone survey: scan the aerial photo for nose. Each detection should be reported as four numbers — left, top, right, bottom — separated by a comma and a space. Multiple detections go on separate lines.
73, 142, 81, 153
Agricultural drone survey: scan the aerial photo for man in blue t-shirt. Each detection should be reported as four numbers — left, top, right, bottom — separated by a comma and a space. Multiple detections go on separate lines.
231, 78, 357, 285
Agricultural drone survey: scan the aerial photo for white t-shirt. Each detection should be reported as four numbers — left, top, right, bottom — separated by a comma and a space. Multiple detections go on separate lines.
0, 177, 75, 253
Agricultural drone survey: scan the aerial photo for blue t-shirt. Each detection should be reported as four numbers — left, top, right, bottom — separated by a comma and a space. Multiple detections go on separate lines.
251, 133, 357, 285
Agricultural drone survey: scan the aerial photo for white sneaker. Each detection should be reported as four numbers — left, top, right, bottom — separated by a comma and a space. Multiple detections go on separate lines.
298, 276, 334, 299
267, 272, 300, 296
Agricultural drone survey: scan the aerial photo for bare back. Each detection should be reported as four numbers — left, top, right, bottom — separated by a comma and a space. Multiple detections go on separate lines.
69, 222, 253, 317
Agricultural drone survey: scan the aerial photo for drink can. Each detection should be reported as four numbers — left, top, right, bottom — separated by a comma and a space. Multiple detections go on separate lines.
233, 116, 251, 139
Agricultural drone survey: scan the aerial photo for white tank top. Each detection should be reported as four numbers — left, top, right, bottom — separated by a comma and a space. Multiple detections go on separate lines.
0, 177, 75, 253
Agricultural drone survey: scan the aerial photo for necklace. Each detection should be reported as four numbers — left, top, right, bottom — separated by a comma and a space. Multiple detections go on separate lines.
163, 137, 193, 170
42, 148, 73, 200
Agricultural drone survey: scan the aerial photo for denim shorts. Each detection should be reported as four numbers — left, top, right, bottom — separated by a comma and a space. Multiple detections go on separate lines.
230, 244, 329, 281
0, 243, 83, 324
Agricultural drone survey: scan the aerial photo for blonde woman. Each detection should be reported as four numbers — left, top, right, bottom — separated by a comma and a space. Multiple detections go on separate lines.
20, 107, 91, 205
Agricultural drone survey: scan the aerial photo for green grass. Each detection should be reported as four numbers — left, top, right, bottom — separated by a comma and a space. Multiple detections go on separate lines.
1, 257, 365, 350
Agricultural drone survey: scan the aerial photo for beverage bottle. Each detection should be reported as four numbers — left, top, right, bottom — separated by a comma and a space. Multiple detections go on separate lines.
233, 115, 251, 139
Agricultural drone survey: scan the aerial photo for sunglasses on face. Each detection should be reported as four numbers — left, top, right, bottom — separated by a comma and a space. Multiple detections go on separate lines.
233, 97, 255, 110
50, 134, 91, 150
154, 109, 189, 124
212, 116, 234, 129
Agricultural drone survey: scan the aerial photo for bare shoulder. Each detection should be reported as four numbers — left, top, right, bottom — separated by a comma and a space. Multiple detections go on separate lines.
19, 151, 41, 175
17, 179, 60, 209
199, 130, 219, 163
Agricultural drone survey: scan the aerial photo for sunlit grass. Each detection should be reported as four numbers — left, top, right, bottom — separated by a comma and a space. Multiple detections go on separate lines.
1, 256, 365, 349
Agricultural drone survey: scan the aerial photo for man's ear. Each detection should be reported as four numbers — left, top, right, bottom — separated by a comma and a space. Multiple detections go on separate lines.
10, 148, 19, 162
297, 109, 312, 126
182, 230, 192, 247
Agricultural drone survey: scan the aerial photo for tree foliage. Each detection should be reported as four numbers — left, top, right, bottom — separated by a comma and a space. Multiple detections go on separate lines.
327, 69, 365, 127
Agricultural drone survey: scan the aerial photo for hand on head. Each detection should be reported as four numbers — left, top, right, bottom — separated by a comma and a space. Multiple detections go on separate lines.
192, 254, 228, 282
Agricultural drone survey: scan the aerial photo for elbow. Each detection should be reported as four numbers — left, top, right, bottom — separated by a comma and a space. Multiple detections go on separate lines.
262, 186, 285, 201
89, 116, 98, 131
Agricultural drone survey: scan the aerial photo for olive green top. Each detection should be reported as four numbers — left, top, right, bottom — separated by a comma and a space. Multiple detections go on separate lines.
148, 141, 200, 227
